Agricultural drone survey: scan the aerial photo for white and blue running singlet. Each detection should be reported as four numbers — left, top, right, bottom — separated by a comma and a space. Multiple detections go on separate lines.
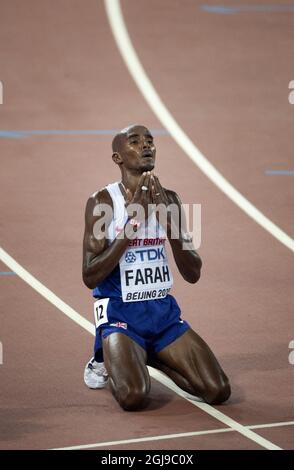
92, 182, 173, 302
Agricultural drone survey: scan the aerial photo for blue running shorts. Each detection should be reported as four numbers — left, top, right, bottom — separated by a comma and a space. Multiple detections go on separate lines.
94, 294, 190, 355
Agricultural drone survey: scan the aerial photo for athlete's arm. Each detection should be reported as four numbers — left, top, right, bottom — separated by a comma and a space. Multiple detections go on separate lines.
166, 190, 202, 283
82, 189, 131, 289
152, 175, 202, 284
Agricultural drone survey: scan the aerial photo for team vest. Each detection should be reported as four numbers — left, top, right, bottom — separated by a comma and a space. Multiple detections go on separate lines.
93, 182, 173, 302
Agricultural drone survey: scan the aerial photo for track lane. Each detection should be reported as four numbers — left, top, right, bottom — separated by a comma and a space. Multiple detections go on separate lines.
0, 0, 293, 450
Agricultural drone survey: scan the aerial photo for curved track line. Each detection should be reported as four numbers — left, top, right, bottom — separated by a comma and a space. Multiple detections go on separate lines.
0, 247, 95, 335
0, 245, 281, 449
104, 0, 294, 253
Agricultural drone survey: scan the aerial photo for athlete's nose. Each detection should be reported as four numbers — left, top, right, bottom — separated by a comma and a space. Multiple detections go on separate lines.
142, 139, 151, 149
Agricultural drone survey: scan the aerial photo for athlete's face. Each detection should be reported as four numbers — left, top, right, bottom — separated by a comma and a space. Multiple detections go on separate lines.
116, 126, 156, 172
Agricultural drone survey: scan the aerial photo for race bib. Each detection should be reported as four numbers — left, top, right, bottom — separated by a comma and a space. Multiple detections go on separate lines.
93, 298, 110, 328
119, 243, 173, 302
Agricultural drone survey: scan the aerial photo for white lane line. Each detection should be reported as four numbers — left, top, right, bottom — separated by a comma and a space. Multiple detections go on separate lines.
250, 421, 294, 430
0, 245, 282, 450
150, 368, 281, 450
103, 0, 294, 253
0, 247, 95, 335
52, 428, 232, 450
51, 421, 294, 450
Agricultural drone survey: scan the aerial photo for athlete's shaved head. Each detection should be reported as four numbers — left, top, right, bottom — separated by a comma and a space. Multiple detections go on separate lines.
112, 132, 124, 153
112, 124, 150, 153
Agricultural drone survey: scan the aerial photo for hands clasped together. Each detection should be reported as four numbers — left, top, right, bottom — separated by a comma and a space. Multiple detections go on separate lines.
123, 172, 174, 237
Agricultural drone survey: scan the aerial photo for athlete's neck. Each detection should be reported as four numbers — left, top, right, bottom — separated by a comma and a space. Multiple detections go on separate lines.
121, 173, 142, 196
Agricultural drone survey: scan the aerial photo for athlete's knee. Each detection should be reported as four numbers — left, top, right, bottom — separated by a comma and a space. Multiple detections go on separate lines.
204, 378, 231, 405
121, 390, 147, 411
118, 383, 149, 411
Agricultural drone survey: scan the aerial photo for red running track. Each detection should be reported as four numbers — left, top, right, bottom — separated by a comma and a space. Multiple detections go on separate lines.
0, 0, 293, 450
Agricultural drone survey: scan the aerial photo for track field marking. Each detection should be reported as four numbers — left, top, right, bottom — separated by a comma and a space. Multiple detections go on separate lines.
201, 4, 294, 14
265, 170, 294, 176
0, 245, 282, 450
104, 0, 294, 253
0, 129, 168, 139
250, 421, 294, 430
0, 247, 95, 335
52, 428, 233, 450
150, 367, 281, 449
51, 420, 294, 450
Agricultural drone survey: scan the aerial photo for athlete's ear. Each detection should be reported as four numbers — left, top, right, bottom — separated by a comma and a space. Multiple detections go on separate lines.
112, 152, 123, 165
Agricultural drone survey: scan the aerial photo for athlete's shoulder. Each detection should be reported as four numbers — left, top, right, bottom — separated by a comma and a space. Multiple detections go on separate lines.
85, 187, 113, 220
164, 188, 181, 205
87, 187, 113, 206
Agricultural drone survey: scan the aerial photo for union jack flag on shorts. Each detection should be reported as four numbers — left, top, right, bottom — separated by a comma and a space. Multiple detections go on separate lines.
110, 322, 128, 330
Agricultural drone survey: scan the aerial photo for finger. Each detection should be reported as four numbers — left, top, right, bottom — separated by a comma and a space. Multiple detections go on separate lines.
154, 176, 165, 195
142, 173, 153, 220
155, 176, 169, 205
153, 176, 163, 201
147, 175, 155, 215
147, 173, 153, 199
140, 172, 150, 194
150, 174, 156, 202
142, 172, 151, 191
153, 175, 159, 192
133, 172, 147, 199
146, 173, 153, 200
141, 172, 150, 204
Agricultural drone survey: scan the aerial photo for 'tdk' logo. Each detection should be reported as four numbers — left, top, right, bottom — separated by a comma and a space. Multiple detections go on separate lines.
125, 251, 136, 263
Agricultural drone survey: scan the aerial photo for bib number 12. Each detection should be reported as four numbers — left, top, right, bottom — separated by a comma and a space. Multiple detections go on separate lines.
93, 298, 110, 329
